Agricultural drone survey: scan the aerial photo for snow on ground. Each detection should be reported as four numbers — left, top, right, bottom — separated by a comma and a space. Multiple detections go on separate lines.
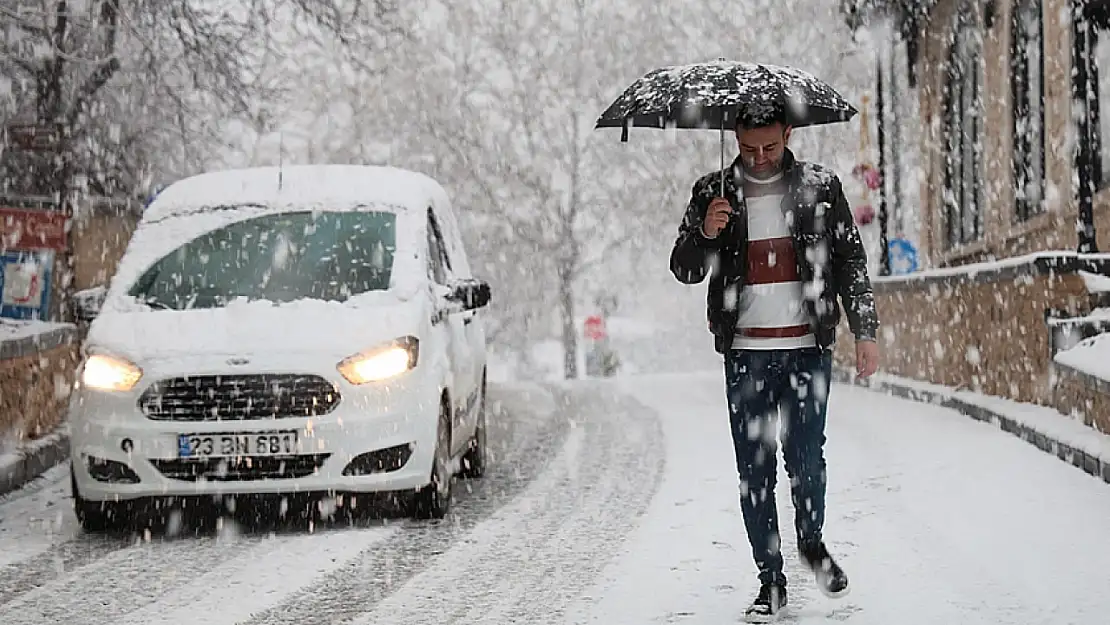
0, 463, 77, 569
488, 314, 721, 383
1, 368, 1108, 624
112, 528, 397, 625
565, 371, 1110, 625
347, 380, 663, 625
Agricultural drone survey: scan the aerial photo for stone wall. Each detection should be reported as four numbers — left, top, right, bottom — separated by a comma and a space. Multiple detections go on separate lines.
1051, 364, 1110, 436
0, 323, 78, 444
831, 253, 1110, 406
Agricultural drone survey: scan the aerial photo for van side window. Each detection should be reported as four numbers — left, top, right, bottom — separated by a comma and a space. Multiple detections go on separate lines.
426, 210, 452, 285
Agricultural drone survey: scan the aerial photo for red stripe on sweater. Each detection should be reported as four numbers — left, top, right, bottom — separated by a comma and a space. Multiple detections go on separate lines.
738, 325, 811, 338
746, 237, 799, 285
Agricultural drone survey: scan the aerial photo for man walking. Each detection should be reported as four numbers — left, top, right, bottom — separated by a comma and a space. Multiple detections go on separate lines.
670, 104, 880, 622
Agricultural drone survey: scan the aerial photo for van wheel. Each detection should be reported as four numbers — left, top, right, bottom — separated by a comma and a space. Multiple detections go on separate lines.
460, 378, 487, 479
72, 466, 128, 533
410, 402, 453, 520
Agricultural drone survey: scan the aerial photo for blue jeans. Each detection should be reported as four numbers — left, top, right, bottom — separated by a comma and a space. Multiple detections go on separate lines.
723, 347, 833, 587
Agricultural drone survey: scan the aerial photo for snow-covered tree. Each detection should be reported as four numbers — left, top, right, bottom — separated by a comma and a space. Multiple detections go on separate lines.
0, 0, 406, 199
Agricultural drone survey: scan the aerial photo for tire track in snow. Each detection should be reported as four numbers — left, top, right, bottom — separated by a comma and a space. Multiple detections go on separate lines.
243, 382, 581, 625
112, 527, 398, 625
0, 530, 291, 624
0, 464, 134, 596
346, 382, 666, 625
0, 535, 132, 607
0, 383, 565, 625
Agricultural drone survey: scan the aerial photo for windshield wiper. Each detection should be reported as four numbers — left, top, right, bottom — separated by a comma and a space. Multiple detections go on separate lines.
139, 297, 173, 310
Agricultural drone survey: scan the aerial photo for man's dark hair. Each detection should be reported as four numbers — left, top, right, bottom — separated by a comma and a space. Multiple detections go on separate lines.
735, 101, 787, 130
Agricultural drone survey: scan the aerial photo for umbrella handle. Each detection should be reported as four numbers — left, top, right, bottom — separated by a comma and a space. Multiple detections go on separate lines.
719, 125, 726, 197
719, 54, 728, 198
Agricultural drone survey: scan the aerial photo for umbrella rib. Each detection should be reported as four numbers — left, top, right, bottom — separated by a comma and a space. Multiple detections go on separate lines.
756, 64, 785, 122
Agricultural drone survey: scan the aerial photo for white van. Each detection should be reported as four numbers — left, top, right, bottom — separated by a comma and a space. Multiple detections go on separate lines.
68, 164, 491, 529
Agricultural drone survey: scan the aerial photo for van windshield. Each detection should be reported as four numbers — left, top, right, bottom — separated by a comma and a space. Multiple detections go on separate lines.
127, 210, 396, 310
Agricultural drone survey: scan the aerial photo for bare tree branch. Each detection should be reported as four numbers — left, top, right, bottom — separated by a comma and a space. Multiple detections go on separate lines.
0, 5, 48, 37
67, 0, 120, 129
0, 39, 39, 75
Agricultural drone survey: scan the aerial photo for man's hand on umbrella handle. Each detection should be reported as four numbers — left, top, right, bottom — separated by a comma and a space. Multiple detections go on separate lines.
701, 197, 732, 239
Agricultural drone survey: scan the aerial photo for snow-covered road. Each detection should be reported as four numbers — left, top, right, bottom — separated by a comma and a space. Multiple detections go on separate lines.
1, 370, 1108, 625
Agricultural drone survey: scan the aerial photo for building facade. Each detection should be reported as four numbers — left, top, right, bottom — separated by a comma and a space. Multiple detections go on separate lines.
828, 2, 1110, 441
844, 0, 1110, 267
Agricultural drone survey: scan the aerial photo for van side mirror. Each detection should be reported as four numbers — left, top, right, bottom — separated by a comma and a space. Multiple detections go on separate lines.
74, 286, 107, 322
446, 278, 491, 310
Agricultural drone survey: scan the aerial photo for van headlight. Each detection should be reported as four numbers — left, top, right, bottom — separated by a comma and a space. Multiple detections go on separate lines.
82, 354, 143, 392
337, 336, 419, 384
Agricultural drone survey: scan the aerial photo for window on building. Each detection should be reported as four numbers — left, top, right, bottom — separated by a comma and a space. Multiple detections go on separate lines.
1011, 0, 1046, 221
1092, 16, 1110, 188
941, 9, 984, 248
1071, 0, 1110, 252
1076, 1, 1110, 191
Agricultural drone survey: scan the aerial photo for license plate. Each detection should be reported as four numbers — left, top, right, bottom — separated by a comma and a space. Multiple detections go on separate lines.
177, 432, 300, 458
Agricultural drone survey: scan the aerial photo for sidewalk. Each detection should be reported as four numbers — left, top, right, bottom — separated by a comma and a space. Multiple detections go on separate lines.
833, 368, 1110, 485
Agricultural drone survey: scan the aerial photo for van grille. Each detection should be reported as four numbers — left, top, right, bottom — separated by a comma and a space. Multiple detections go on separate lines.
139, 374, 340, 421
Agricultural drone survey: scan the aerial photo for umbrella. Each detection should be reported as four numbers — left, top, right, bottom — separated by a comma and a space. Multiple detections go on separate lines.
595, 59, 858, 194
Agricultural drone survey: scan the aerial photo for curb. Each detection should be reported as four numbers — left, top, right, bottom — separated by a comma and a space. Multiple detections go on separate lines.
832, 367, 1110, 485
0, 430, 70, 499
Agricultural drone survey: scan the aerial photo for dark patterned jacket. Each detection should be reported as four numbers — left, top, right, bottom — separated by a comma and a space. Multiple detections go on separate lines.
669, 148, 879, 354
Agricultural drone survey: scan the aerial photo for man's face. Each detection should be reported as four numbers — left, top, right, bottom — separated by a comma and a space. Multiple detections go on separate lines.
736, 122, 791, 177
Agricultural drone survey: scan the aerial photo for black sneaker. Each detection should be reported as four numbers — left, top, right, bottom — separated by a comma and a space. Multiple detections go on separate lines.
799, 540, 849, 598
743, 583, 787, 623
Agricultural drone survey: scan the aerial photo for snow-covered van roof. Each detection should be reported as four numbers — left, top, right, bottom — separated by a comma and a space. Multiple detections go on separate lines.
145, 164, 448, 221
105, 164, 443, 305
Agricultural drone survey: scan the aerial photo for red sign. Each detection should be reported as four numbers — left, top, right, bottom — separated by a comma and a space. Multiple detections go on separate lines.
6, 122, 61, 152
584, 315, 606, 340
0, 208, 68, 251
